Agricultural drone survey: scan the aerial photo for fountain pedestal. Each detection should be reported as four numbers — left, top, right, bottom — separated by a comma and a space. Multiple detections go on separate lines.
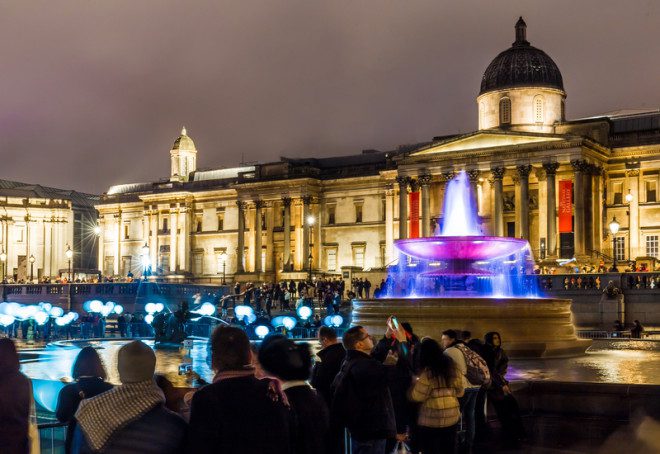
352, 297, 590, 358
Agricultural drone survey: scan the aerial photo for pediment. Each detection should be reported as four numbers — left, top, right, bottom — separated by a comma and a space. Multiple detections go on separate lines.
410, 131, 565, 156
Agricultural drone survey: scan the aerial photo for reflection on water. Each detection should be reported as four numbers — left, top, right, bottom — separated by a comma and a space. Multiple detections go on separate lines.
21, 339, 660, 392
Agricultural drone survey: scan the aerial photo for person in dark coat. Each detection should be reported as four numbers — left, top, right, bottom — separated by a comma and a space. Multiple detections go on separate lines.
56, 346, 113, 454
330, 325, 396, 454
482, 332, 526, 448
371, 320, 418, 447
71, 341, 187, 454
187, 326, 293, 454
259, 337, 330, 454
311, 326, 346, 407
0, 338, 32, 454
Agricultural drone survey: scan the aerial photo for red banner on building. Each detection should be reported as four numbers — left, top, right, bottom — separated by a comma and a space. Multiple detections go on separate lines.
409, 191, 420, 238
558, 180, 573, 233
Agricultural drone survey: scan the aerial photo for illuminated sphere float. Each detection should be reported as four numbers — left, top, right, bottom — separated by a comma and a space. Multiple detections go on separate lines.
352, 171, 590, 357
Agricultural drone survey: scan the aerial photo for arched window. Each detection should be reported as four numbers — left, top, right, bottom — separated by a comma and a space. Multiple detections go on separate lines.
499, 97, 511, 125
534, 96, 544, 123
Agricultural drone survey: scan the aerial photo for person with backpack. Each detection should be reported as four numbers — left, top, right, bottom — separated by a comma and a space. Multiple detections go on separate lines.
330, 325, 396, 454
442, 329, 490, 454
409, 337, 464, 453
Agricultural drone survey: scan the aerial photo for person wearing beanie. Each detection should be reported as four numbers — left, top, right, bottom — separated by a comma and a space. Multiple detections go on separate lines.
71, 340, 187, 453
259, 337, 330, 454
187, 326, 293, 454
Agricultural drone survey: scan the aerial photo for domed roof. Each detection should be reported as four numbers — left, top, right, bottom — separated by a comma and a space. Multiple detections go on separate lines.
479, 18, 564, 95
172, 126, 196, 151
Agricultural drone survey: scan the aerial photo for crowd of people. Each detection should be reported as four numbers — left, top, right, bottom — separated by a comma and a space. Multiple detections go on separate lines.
1, 316, 527, 454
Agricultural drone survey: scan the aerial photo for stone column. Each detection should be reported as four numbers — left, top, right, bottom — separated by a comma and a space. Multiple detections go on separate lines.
439, 171, 456, 221
517, 165, 533, 240
169, 209, 177, 273
584, 164, 594, 254
571, 160, 585, 256
180, 205, 191, 272
627, 167, 640, 260
302, 196, 312, 271
115, 212, 122, 275
491, 167, 505, 237
385, 187, 394, 263
282, 197, 292, 270
254, 200, 264, 273
419, 175, 432, 237
467, 169, 481, 214
543, 162, 560, 256
396, 176, 408, 240
236, 201, 246, 273
592, 166, 603, 256
97, 218, 104, 274
150, 210, 158, 272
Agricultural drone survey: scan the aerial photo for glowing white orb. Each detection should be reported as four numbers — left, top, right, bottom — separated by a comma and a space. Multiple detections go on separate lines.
255, 325, 269, 338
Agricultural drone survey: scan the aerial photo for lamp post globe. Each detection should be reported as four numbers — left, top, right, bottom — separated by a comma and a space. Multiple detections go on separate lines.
609, 217, 620, 272
65, 246, 73, 281
29, 254, 35, 282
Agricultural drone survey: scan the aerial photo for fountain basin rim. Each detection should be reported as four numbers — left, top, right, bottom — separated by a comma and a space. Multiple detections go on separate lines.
394, 236, 530, 261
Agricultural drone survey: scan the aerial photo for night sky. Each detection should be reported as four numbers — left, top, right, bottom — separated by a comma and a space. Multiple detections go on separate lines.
0, 1, 658, 194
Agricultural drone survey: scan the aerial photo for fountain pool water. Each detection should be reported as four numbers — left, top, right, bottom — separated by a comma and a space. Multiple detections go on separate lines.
355, 170, 589, 357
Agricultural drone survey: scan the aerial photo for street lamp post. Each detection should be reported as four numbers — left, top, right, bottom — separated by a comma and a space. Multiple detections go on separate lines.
609, 217, 620, 272
65, 245, 73, 281
0, 250, 6, 283
219, 251, 227, 285
29, 255, 35, 283
141, 243, 150, 281
306, 215, 315, 282
625, 190, 633, 263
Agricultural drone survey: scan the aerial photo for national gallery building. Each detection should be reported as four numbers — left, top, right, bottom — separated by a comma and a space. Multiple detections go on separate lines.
98, 18, 660, 283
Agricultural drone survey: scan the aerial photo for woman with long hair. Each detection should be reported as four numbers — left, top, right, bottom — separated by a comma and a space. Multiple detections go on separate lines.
0, 338, 34, 454
483, 331, 526, 448
56, 346, 113, 453
409, 337, 464, 453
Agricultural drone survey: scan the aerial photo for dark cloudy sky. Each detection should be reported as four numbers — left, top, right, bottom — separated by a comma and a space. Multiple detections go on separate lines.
0, 1, 658, 193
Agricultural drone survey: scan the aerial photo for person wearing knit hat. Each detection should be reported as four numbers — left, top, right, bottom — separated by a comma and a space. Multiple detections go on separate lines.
259, 338, 330, 454
71, 341, 186, 453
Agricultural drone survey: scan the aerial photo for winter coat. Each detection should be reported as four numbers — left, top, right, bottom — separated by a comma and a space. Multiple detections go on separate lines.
284, 384, 330, 454
56, 377, 113, 454
71, 404, 186, 454
311, 342, 346, 406
409, 368, 464, 428
186, 375, 293, 454
330, 349, 396, 442
0, 370, 31, 454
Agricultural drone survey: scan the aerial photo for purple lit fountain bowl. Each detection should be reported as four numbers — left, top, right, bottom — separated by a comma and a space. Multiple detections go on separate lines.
395, 236, 531, 276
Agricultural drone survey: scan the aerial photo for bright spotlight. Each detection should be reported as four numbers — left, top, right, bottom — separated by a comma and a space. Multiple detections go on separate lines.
255, 325, 269, 339
324, 314, 344, 327
154, 303, 164, 313
297, 305, 312, 320
0, 314, 15, 326
198, 303, 216, 317
89, 300, 103, 313
33, 311, 48, 325
145, 303, 157, 314
49, 307, 64, 318
282, 316, 297, 331
145, 314, 154, 324
234, 305, 254, 319
114, 304, 124, 315
40, 302, 53, 312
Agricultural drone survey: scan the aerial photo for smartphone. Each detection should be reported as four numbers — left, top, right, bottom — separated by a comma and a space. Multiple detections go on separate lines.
178, 363, 192, 375
388, 315, 399, 331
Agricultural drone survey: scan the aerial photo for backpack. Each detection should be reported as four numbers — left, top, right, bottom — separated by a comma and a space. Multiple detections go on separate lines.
456, 343, 491, 387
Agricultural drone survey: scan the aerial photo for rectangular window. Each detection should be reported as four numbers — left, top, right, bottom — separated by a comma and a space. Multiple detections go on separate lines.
193, 253, 203, 275
646, 180, 657, 203
17, 227, 24, 243
261, 213, 267, 230
326, 248, 337, 271
352, 245, 365, 269
614, 237, 626, 261
216, 250, 228, 274
217, 213, 224, 231
162, 218, 169, 233
120, 256, 131, 276
646, 235, 659, 258
124, 223, 130, 240
195, 216, 203, 233
261, 248, 267, 273
327, 205, 336, 225
381, 198, 386, 221
380, 243, 386, 268
613, 182, 623, 205
160, 254, 170, 271
355, 204, 363, 223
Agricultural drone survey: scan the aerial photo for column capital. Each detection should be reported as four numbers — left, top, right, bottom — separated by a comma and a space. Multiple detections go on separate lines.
281, 196, 292, 207
516, 164, 533, 179
491, 167, 506, 180
467, 169, 481, 183
439, 171, 455, 183
418, 174, 432, 186
302, 195, 313, 206
625, 169, 640, 177
542, 162, 560, 176
570, 159, 586, 172
236, 200, 247, 210
395, 176, 409, 187
253, 200, 265, 209
408, 178, 419, 192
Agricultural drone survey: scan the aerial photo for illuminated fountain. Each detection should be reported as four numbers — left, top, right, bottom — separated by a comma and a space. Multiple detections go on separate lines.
352, 171, 590, 357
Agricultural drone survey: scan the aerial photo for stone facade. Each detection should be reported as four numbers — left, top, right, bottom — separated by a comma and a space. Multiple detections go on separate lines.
96, 19, 660, 283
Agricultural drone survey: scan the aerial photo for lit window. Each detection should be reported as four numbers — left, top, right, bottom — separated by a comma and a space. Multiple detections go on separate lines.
613, 182, 623, 205
327, 205, 336, 225
326, 248, 337, 271
193, 253, 203, 275
352, 245, 365, 269
196, 216, 203, 233
646, 235, 659, 258
499, 98, 511, 125
162, 218, 169, 233
614, 237, 626, 261
217, 213, 224, 231
124, 224, 130, 240
355, 204, 363, 223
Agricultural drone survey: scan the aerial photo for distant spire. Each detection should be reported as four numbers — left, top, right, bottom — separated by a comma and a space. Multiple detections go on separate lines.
514, 16, 529, 46
181, 126, 187, 135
